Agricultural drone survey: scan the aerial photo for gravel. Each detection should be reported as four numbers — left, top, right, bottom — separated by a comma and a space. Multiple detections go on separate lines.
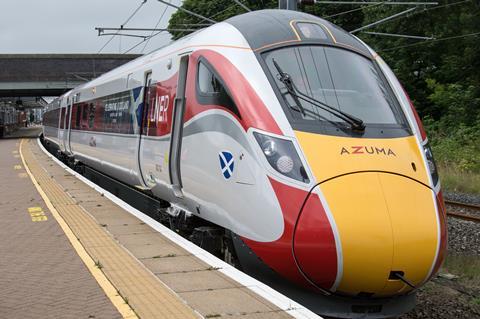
400, 191, 480, 319
447, 218, 480, 255
443, 191, 480, 255
400, 281, 480, 319
444, 191, 480, 206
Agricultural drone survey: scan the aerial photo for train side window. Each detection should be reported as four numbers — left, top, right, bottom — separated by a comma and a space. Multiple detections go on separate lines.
88, 103, 96, 129
82, 104, 88, 120
196, 59, 241, 118
198, 62, 221, 94
75, 104, 81, 129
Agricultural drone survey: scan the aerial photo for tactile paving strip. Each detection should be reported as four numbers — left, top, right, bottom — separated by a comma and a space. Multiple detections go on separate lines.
21, 139, 198, 319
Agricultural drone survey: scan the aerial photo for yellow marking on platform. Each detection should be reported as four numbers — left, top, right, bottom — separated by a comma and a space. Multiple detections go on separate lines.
21, 140, 200, 318
28, 207, 48, 222
14, 154, 20, 158
32, 215, 48, 222
19, 140, 139, 319
14, 165, 22, 170
12, 150, 18, 154
18, 172, 28, 178
28, 207, 43, 213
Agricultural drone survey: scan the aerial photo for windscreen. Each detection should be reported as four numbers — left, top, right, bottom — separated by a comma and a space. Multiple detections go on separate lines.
263, 46, 409, 132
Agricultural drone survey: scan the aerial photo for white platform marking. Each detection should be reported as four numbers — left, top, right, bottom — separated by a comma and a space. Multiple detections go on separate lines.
37, 138, 320, 319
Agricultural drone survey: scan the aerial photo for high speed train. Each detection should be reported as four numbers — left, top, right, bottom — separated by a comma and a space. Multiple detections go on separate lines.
43, 9, 447, 318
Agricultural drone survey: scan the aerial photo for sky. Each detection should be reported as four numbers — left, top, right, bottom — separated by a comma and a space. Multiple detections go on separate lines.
0, 0, 183, 54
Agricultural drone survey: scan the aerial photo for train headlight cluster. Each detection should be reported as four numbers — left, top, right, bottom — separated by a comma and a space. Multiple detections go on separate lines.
254, 132, 309, 183
424, 144, 439, 186
261, 139, 277, 157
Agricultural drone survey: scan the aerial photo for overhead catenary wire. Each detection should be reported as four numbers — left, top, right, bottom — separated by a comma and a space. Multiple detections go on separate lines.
379, 32, 480, 52
350, 6, 417, 33
123, 4, 218, 54
232, 0, 251, 12
142, 0, 171, 53
314, 1, 437, 5
367, 0, 473, 26
323, 2, 384, 19
100, 33, 149, 39
123, 0, 175, 55
209, 3, 239, 19
157, 0, 217, 23
97, 0, 147, 53
122, 1, 245, 54
362, 31, 434, 40
123, 32, 171, 54
97, 27, 198, 33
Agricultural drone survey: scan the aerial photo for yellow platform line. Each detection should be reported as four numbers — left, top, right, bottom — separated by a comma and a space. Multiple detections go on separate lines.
19, 139, 138, 319
20, 139, 198, 319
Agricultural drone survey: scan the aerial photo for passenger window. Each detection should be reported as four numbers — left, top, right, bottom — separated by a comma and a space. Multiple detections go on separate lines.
198, 62, 222, 94
196, 60, 241, 118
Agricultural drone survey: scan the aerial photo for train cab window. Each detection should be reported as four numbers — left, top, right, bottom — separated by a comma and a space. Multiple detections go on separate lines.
263, 45, 410, 137
198, 62, 221, 94
196, 60, 241, 118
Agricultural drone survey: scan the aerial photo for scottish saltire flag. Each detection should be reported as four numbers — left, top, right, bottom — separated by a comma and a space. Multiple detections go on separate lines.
219, 151, 234, 179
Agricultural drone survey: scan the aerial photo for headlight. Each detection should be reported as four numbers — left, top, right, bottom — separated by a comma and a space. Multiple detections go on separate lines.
254, 132, 309, 183
424, 144, 439, 186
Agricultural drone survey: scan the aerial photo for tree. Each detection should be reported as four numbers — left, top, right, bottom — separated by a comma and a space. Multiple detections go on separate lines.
167, 0, 480, 124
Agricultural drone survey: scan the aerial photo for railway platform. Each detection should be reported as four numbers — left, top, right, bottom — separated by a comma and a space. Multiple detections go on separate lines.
0, 137, 312, 319
1, 126, 42, 139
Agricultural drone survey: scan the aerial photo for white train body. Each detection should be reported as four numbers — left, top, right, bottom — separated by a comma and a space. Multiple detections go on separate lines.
43, 9, 447, 318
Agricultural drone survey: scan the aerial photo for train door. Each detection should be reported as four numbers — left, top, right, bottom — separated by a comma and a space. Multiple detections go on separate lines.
56, 98, 63, 146
138, 72, 153, 188
65, 95, 74, 154
169, 54, 189, 198
60, 98, 71, 154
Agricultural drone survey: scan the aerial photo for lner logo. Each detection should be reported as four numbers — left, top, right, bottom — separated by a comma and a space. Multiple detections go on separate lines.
219, 151, 235, 180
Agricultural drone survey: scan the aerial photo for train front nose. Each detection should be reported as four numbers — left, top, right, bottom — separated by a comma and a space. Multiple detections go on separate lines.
294, 172, 440, 297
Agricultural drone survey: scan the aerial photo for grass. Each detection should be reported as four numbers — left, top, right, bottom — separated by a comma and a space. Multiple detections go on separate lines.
438, 164, 480, 195
472, 297, 480, 307
442, 254, 480, 288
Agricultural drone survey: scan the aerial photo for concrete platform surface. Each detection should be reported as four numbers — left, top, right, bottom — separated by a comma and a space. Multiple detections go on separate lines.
2, 137, 298, 319
0, 138, 122, 319
2, 126, 42, 139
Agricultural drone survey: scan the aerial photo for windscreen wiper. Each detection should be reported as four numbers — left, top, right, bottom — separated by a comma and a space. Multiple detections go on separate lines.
272, 59, 365, 131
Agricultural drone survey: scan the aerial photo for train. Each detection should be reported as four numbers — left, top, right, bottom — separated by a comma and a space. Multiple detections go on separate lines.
42, 9, 447, 318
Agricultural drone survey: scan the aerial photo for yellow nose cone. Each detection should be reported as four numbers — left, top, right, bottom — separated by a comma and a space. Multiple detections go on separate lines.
320, 172, 439, 297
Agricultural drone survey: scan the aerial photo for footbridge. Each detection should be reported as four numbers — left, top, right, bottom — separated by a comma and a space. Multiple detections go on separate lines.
0, 54, 141, 97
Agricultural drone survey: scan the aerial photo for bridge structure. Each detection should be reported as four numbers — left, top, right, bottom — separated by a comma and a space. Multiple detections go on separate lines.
0, 54, 141, 98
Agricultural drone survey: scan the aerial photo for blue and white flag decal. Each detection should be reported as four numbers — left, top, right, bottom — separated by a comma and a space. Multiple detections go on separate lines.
219, 151, 234, 180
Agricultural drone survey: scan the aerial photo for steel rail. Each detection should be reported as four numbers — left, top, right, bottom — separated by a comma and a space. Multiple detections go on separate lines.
445, 200, 480, 222
445, 200, 480, 211
446, 211, 480, 223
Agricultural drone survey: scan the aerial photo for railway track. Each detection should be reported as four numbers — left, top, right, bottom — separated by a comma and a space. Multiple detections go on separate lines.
445, 200, 480, 223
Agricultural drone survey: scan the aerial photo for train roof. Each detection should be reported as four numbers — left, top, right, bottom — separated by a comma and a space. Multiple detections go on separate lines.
226, 9, 371, 57
64, 10, 372, 100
